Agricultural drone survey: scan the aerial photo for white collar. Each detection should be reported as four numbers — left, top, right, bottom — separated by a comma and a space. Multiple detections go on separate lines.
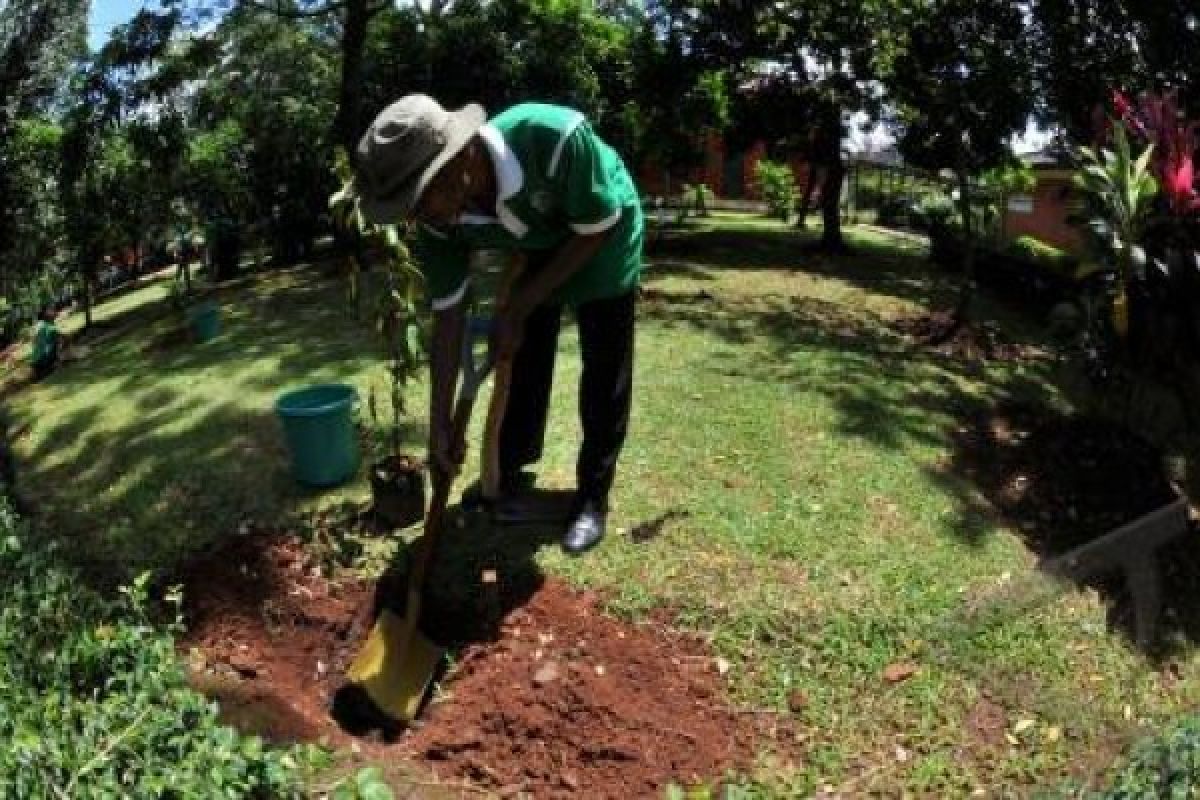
475, 123, 528, 238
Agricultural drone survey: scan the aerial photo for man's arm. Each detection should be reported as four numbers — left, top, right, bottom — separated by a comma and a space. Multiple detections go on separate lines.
493, 230, 610, 359
514, 230, 609, 314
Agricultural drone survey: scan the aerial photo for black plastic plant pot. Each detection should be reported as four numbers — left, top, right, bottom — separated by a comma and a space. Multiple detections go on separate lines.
369, 454, 426, 529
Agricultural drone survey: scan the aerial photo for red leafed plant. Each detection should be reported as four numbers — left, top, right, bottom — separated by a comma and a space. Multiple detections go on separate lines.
1112, 90, 1200, 217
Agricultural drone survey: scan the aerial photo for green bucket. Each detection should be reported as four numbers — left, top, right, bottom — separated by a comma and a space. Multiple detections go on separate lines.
275, 384, 360, 488
188, 302, 220, 342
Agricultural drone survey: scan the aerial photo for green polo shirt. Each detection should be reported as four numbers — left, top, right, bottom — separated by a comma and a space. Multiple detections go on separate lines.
413, 102, 642, 310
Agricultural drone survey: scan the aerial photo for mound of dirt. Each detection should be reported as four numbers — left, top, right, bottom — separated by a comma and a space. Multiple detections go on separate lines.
404, 583, 772, 798
176, 532, 790, 796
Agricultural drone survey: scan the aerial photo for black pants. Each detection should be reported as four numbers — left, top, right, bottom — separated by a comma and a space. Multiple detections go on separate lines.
499, 289, 636, 512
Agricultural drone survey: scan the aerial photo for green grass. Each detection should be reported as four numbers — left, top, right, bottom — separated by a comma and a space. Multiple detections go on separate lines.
8, 213, 1200, 796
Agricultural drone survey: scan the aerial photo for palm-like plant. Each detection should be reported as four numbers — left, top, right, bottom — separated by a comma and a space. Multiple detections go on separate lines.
1074, 126, 1159, 335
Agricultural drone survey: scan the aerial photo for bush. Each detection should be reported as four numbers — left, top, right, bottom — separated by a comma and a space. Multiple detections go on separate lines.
679, 183, 715, 219
1097, 715, 1200, 798
0, 499, 315, 798
1007, 234, 1080, 278
754, 160, 796, 222
913, 194, 958, 233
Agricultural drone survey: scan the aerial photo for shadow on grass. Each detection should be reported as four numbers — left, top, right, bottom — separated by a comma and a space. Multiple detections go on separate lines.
638, 283, 1056, 460
7, 268, 396, 585
938, 402, 1200, 655
648, 224, 938, 307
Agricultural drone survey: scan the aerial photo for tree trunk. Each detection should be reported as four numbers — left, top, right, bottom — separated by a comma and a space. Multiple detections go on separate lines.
820, 155, 847, 252
794, 163, 820, 229
332, 0, 371, 157
816, 102, 847, 252
953, 166, 976, 324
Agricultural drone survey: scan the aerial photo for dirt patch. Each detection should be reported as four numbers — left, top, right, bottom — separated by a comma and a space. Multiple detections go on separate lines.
892, 310, 1037, 362
176, 532, 375, 748
177, 532, 787, 796
965, 697, 1008, 749
404, 582, 778, 798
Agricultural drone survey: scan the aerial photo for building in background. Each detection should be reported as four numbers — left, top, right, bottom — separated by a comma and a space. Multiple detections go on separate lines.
1002, 147, 1084, 255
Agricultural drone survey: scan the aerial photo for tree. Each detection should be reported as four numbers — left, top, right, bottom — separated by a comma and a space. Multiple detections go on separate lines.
360, 0, 647, 148
772, 1, 892, 251
0, 1, 86, 299
886, 0, 1036, 332
58, 6, 187, 327
193, 5, 337, 261
620, 5, 730, 187
245, 0, 457, 155
1033, 0, 1200, 141
672, 0, 893, 251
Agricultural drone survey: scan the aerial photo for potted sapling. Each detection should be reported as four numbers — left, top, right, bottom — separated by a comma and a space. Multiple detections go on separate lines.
331, 152, 427, 528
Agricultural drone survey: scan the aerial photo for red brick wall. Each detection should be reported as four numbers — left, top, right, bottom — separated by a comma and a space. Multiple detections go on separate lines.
1003, 172, 1084, 255
638, 134, 814, 201
637, 131, 725, 198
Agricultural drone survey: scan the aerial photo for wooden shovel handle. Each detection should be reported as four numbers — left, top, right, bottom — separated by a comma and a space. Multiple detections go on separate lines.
482, 253, 526, 499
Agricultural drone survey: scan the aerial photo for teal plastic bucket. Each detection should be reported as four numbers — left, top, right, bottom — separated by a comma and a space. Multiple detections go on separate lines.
188, 302, 220, 342
275, 384, 360, 487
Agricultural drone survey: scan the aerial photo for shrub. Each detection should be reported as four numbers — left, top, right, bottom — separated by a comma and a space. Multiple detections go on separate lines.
913, 193, 958, 233
754, 160, 796, 222
1096, 715, 1200, 798
0, 499, 315, 798
1007, 234, 1080, 278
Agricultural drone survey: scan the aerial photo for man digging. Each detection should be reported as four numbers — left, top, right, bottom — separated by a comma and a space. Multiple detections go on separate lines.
354, 95, 643, 554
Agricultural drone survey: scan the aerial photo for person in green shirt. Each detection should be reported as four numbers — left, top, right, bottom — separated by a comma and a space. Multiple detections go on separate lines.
355, 95, 642, 554
30, 307, 60, 381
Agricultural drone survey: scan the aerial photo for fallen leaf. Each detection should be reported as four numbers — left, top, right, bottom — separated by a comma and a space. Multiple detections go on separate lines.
1044, 726, 1062, 743
1013, 718, 1036, 735
594, 665, 606, 676
883, 662, 919, 683
1005, 733, 1019, 746
894, 745, 910, 763
533, 661, 560, 686
787, 690, 808, 713
715, 657, 732, 676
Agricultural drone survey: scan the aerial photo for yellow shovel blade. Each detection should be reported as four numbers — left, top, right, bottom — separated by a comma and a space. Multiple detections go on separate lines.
345, 608, 446, 722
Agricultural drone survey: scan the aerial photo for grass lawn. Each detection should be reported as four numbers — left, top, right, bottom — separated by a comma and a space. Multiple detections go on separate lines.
7, 213, 1199, 795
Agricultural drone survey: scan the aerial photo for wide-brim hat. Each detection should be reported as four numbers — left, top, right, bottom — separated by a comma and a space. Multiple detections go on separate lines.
354, 95, 486, 223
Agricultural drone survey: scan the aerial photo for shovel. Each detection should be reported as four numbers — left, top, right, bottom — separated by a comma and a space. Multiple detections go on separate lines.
338, 259, 522, 727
